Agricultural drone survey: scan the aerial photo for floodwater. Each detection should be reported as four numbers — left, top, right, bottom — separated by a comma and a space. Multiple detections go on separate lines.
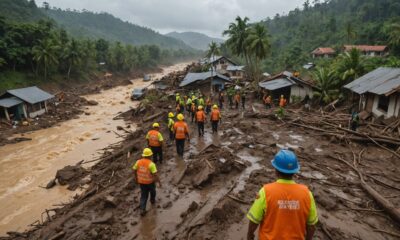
0, 62, 190, 236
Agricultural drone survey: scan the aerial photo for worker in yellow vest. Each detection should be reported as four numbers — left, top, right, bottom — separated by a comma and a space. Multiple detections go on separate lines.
146, 123, 164, 163
167, 112, 175, 141
247, 149, 318, 240
132, 148, 161, 216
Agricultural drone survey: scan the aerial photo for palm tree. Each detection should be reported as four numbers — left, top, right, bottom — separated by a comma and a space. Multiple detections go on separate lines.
223, 16, 250, 65
32, 39, 59, 81
312, 67, 340, 104
388, 23, 400, 48
246, 24, 271, 84
62, 39, 81, 79
344, 22, 357, 44
335, 48, 365, 84
206, 41, 221, 92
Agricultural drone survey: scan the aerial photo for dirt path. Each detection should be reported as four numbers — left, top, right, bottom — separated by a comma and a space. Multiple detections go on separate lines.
0, 62, 189, 236
2, 75, 400, 240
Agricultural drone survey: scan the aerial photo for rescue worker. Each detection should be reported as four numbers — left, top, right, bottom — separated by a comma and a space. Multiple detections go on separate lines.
210, 105, 221, 133
190, 102, 196, 123
176, 103, 181, 114
227, 87, 235, 109
196, 105, 206, 136
246, 149, 318, 240
132, 148, 162, 216
175, 93, 181, 105
206, 96, 212, 114
263, 95, 272, 109
279, 95, 287, 108
234, 92, 241, 109
146, 123, 164, 164
179, 97, 185, 113
198, 95, 205, 107
218, 91, 224, 109
173, 113, 190, 157
241, 90, 246, 109
186, 97, 193, 114
350, 111, 360, 131
167, 112, 175, 141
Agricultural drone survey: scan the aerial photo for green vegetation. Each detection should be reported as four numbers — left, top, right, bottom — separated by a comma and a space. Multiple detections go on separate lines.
165, 32, 224, 50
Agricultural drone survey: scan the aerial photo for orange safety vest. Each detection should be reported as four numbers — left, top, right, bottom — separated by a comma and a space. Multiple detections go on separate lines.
174, 121, 188, 140
135, 158, 154, 184
234, 94, 240, 103
147, 130, 161, 147
264, 96, 271, 104
259, 183, 311, 240
279, 98, 287, 107
206, 99, 212, 106
210, 109, 220, 121
196, 110, 206, 122
191, 104, 196, 112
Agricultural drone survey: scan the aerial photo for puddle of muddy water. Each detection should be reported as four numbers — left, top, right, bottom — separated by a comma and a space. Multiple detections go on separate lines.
0, 62, 190, 236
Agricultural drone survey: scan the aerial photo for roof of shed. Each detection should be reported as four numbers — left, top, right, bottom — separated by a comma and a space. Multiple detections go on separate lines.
0, 97, 23, 108
258, 78, 296, 90
343, 67, 400, 96
4, 86, 54, 104
180, 71, 231, 87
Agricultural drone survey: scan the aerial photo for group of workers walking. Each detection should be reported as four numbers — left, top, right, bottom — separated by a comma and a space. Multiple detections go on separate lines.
132, 88, 319, 239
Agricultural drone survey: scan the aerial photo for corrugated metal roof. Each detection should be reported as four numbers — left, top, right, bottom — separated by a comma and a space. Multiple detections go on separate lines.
5, 86, 54, 104
258, 78, 295, 90
227, 65, 244, 71
311, 47, 335, 55
344, 45, 388, 52
0, 97, 23, 108
180, 71, 231, 87
343, 67, 400, 95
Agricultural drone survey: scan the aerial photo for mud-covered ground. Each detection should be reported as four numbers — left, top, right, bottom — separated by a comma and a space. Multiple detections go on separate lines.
2, 81, 400, 240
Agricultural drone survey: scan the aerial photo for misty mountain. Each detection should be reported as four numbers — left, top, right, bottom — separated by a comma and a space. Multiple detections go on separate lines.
166, 31, 224, 50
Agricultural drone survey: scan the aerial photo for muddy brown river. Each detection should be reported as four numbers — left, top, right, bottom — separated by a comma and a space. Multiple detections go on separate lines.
0, 63, 189, 236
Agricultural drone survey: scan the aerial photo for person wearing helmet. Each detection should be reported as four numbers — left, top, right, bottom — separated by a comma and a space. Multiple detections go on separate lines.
173, 113, 190, 157
175, 93, 180, 105
146, 123, 164, 164
205, 95, 212, 114
195, 105, 206, 137
132, 148, 161, 216
167, 112, 175, 142
186, 97, 193, 114
198, 95, 205, 107
279, 95, 287, 108
190, 102, 196, 123
234, 91, 240, 109
246, 150, 318, 240
210, 105, 221, 134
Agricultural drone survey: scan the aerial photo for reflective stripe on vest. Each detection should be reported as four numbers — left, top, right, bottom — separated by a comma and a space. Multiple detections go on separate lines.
259, 183, 311, 240
148, 130, 161, 147
211, 110, 220, 121
174, 121, 187, 139
196, 111, 206, 122
136, 159, 154, 184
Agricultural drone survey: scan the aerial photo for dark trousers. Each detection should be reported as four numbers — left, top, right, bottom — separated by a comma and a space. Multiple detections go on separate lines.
191, 111, 195, 122
350, 122, 358, 131
265, 103, 271, 109
219, 100, 223, 109
139, 183, 156, 211
197, 122, 204, 136
206, 106, 211, 114
242, 97, 245, 109
150, 146, 163, 163
228, 96, 233, 108
235, 101, 239, 109
169, 129, 174, 141
175, 139, 185, 156
212, 120, 219, 133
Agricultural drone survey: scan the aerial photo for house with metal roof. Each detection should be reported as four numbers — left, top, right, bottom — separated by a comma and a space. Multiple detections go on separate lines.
180, 71, 231, 93
200, 56, 238, 75
259, 71, 315, 103
343, 45, 389, 57
311, 47, 336, 58
0, 86, 54, 120
226, 65, 245, 81
344, 67, 400, 119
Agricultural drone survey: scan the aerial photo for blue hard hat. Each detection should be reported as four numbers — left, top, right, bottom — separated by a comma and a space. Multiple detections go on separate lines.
271, 150, 300, 174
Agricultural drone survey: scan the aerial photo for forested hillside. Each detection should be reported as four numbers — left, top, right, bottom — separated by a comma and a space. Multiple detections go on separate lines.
259, 0, 400, 72
44, 9, 192, 50
0, 0, 45, 22
165, 31, 224, 50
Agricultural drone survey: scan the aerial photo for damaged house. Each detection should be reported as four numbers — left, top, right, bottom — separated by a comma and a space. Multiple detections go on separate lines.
0, 86, 54, 121
344, 67, 400, 119
258, 71, 315, 103
180, 71, 232, 93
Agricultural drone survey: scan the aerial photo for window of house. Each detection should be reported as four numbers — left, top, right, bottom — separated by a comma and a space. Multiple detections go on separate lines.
377, 95, 389, 112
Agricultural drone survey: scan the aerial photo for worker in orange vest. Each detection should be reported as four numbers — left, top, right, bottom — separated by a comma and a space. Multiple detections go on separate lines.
190, 102, 196, 123
279, 95, 287, 108
210, 105, 221, 133
263, 95, 272, 109
132, 148, 162, 216
247, 150, 318, 240
234, 92, 241, 109
195, 105, 207, 137
205, 96, 212, 114
173, 113, 190, 157
146, 123, 164, 163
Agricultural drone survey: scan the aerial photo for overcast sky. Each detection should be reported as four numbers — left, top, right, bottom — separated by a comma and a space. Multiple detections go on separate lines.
37, 0, 305, 38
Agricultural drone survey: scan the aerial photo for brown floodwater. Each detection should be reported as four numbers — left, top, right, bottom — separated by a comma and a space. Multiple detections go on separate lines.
0, 62, 189, 236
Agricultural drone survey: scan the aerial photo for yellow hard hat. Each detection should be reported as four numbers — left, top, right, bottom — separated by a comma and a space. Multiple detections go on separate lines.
176, 93, 180, 96
153, 122, 160, 128
142, 148, 153, 157
198, 105, 203, 110
213, 104, 218, 109
168, 112, 174, 118
177, 113, 184, 121
281, 95, 284, 98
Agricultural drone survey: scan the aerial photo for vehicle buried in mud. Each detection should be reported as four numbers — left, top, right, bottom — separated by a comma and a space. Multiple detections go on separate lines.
131, 87, 147, 100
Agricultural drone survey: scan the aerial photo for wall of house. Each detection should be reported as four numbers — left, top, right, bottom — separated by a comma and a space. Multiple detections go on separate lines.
26, 102, 46, 118
290, 84, 313, 99
371, 94, 400, 118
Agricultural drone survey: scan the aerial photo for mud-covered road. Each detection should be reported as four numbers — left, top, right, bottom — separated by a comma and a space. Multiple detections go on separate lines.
0, 62, 189, 236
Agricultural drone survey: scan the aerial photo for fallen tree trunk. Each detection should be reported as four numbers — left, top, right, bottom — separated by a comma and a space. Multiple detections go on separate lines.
143, 110, 166, 122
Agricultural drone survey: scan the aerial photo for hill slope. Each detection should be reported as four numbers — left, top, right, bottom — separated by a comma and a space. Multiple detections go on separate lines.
43, 9, 192, 50
0, 0, 46, 22
259, 0, 400, 72
166, 31, 224, 50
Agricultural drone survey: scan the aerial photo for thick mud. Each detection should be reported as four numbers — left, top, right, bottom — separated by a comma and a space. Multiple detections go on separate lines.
2, 69, 400, 240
